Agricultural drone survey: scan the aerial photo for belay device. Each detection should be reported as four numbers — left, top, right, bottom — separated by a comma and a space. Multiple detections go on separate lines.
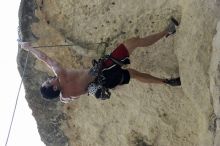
88, 57, 111, 100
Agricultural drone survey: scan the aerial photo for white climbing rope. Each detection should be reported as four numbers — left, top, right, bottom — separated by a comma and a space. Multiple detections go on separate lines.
4, 51, 30, 146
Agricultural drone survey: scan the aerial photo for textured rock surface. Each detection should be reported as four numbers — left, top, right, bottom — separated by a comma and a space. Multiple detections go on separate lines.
17, 0, 220, 146
210, 21, 220, 146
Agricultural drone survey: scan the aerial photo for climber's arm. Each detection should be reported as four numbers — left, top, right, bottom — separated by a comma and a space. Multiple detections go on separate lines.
20, 42, 65, 76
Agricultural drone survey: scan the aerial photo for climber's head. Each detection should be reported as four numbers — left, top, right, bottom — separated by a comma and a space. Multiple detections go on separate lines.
40, 76, 61, 100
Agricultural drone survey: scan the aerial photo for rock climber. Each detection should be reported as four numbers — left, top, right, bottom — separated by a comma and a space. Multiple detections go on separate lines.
19, 17, 181, 102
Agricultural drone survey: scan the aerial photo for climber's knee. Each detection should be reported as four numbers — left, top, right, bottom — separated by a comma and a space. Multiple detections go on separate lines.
123, 37, 140, 54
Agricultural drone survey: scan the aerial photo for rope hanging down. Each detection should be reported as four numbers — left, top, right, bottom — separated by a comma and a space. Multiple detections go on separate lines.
5, 51, 30, 146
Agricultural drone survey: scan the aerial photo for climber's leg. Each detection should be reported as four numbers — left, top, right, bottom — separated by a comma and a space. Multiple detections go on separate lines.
123, 30, 167, 55
127, 68, 165, 84
123, 17, 178, 55
127, 68, 181, 86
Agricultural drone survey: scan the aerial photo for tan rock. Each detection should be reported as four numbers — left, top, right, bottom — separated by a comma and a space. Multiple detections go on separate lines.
18, 0, 220, 146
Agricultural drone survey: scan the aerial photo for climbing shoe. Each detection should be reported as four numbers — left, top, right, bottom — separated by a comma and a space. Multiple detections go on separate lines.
164, 77, 181, 86
166, 17, 179, 37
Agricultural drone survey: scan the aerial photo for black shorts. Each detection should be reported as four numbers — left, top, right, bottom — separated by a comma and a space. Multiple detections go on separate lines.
102, 44, 131, 89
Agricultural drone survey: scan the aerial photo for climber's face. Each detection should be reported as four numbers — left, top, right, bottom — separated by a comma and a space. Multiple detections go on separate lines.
42, 76, 57, 87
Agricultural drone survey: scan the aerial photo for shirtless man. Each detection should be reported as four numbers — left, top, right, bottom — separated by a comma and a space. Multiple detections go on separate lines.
20, 19, 180, 102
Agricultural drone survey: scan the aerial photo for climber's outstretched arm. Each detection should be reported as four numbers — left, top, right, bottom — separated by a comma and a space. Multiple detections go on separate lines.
20, 42, 65, 76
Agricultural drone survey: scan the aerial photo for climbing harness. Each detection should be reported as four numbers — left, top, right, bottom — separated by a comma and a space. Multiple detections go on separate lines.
88, 56, 111, 100
87, 55, 125, 100
87, 82, 111, 100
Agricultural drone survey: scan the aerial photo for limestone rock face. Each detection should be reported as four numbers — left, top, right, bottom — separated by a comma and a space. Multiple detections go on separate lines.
17, 0, 220, 146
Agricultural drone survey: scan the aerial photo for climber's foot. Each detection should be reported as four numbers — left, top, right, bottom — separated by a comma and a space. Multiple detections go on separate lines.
165, 17, 179, 37
164, 77, 181, 86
